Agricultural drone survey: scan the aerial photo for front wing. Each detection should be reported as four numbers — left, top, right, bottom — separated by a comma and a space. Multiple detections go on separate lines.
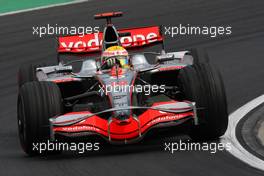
50, 101, 197, 143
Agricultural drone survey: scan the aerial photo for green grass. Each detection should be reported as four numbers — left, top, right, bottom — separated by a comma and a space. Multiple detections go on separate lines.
0, 0, 73, 14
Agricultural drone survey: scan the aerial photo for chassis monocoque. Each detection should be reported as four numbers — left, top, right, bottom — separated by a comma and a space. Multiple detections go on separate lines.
17, 12, 228, 155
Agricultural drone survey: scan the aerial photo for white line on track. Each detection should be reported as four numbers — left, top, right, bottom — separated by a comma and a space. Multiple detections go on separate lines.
0, 0, 89, 17
221, 94, 264, 171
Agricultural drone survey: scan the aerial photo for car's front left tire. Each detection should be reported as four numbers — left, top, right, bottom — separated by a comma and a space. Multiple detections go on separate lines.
178, 63, 228, 141
17, 81, 63, 155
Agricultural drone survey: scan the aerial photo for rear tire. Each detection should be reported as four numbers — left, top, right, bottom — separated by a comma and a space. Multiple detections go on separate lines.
178, 63, 228, 140
18, 64, 37, 88
17, 81, 63, 155
18, 63, 47, 88
190, 48, 210, 64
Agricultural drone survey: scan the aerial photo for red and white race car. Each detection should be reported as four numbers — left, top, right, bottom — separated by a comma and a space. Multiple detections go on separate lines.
17, 12, 228, 155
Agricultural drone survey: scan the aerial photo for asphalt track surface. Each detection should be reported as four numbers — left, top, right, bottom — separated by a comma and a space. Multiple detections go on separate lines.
1, 0, 264, 175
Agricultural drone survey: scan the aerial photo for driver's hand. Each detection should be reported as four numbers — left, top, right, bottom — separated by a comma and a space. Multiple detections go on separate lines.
106, 58, 116, 68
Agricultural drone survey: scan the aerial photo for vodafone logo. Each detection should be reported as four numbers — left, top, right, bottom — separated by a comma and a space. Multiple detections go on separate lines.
147, 115, 183, 126
60, 33, 101, 52
62, 126, 100, 132
120, 32, 158, 47
58, 26, 163, 53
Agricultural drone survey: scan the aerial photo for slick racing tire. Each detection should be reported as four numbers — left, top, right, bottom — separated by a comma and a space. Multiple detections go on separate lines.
178, 63, 228, 141
18, 63, 47, 88
189, 48, 210, 64
17, 81, 63, 155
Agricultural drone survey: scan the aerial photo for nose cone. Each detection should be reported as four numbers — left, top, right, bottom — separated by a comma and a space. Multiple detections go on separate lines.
114, 114, 132, 125
115, 110, 130, 121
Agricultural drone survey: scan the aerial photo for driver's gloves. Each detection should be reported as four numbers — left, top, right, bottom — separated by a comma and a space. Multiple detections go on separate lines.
106, 58, 116, 68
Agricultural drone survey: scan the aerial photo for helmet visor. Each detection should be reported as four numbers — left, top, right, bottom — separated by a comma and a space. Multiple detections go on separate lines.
118, 56, 129, 68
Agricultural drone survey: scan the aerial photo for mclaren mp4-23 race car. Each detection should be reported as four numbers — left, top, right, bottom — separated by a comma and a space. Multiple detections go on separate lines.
17, 12, 228, 155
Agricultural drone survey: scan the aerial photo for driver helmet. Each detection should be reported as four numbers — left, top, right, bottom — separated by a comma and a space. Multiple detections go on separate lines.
102, 46, 129, 68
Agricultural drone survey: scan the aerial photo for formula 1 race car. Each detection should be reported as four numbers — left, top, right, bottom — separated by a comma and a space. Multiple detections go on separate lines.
17, 12, 228, 155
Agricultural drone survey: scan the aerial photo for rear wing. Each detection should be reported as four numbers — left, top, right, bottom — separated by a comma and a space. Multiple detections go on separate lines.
58, 26, 163, 53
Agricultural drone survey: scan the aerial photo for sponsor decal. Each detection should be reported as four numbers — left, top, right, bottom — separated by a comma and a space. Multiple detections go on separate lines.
113, 95, 127, 100
58, 26, 163, 52
52, 78, 80, 83
147, 114, 186, 126
158, 66, 185, 71
111, 81, 128, 86
62, 126, 100, 132
102, 50, 128, 56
